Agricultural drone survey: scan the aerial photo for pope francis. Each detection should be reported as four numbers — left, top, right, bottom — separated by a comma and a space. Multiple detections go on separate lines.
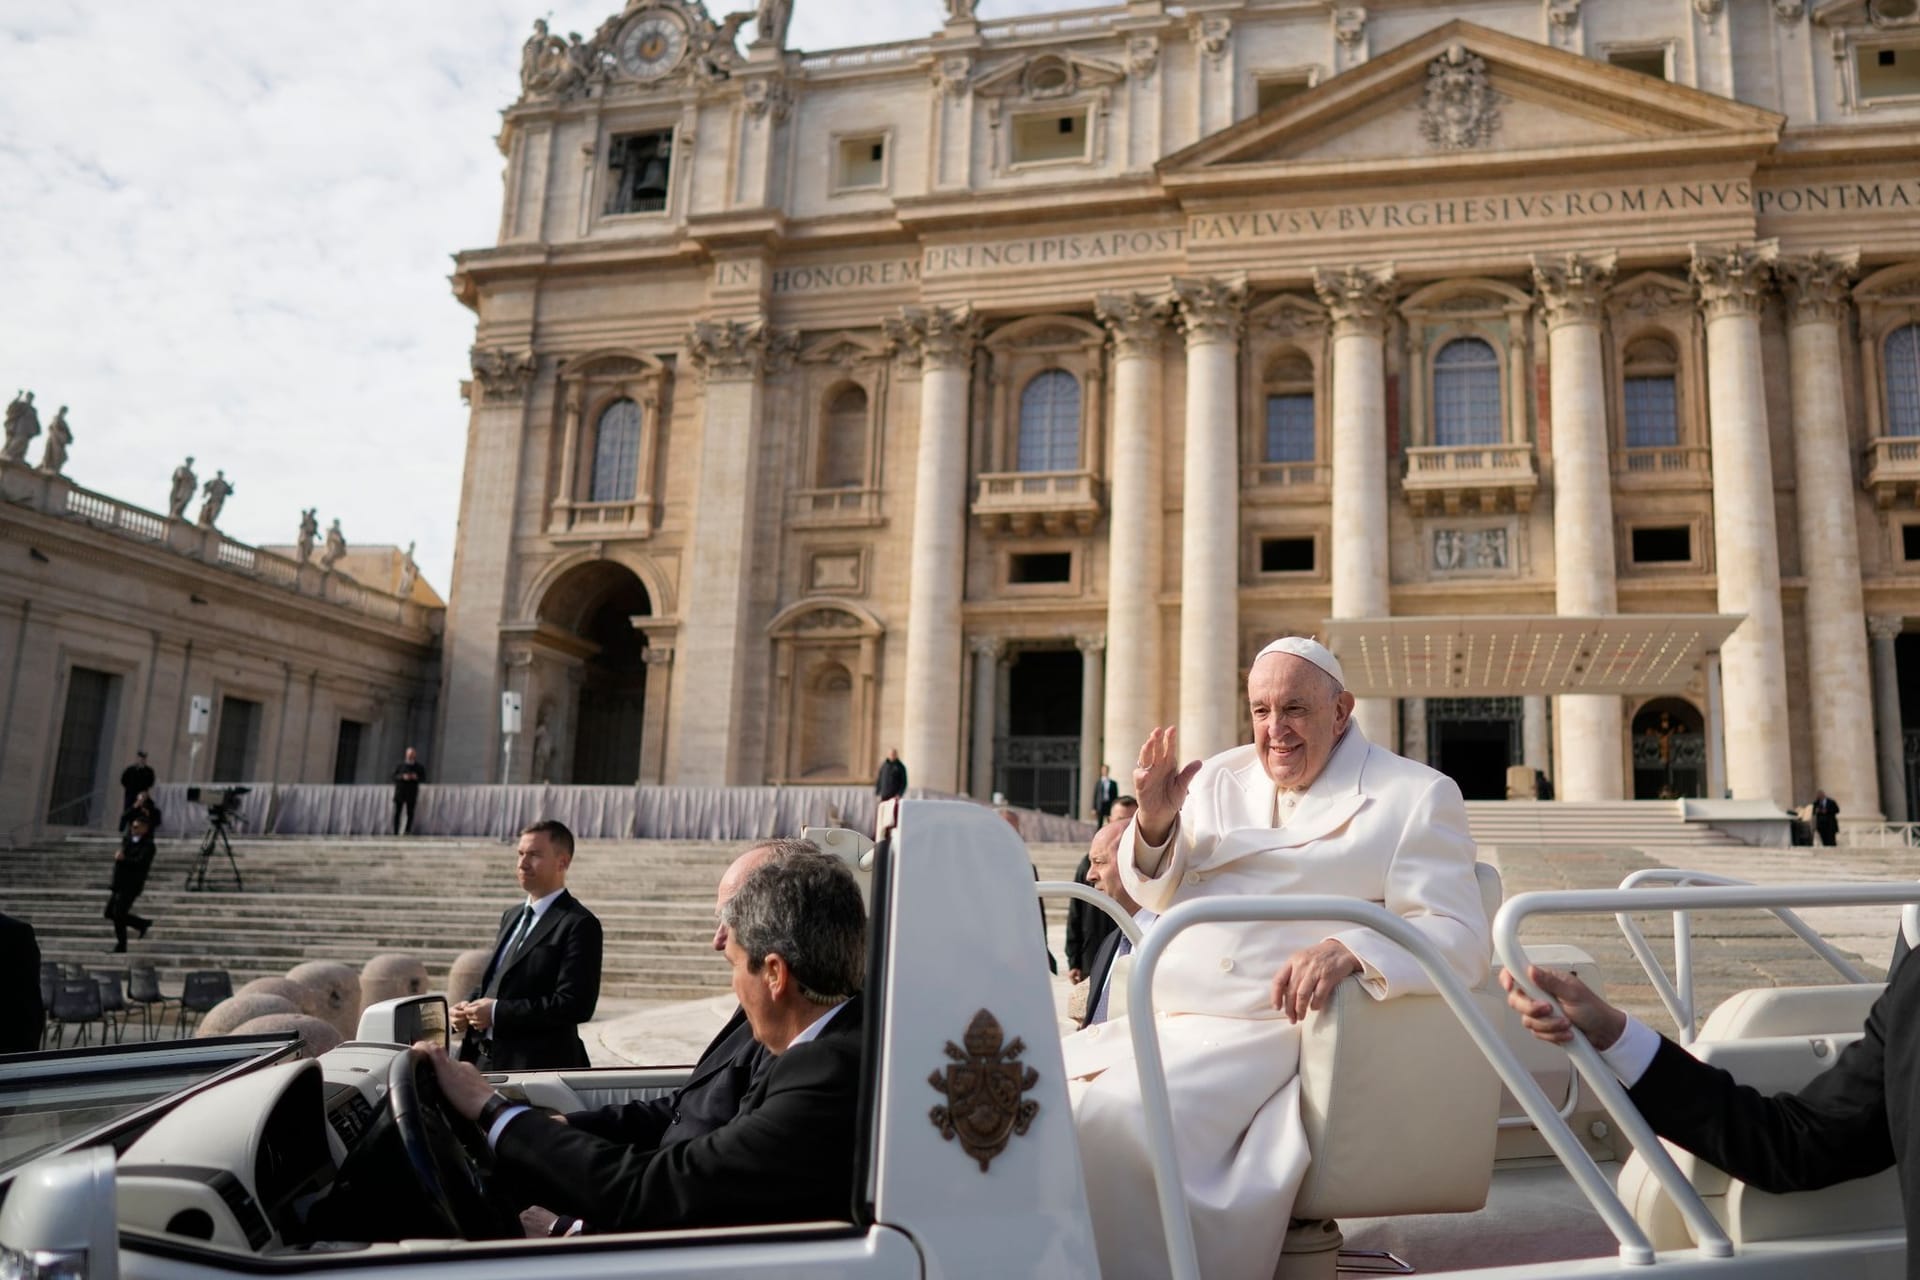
1060, 636, 1490, 1280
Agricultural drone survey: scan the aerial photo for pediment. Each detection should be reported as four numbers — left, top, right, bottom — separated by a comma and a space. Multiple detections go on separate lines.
972, 50, 1126, 100
1161, 21, 1782, 187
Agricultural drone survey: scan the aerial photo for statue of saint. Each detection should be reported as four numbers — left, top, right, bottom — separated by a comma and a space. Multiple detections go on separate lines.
197, 470, 234, 528
945, 0, 978, 21
2, 391, 40, 464
396, 541, 419, 598
38, 406, 71, 475
519, 18, 551, 89
531, 711, 553, 783
296, 507, 319, 563
168, 456, 198, 521
320, 518, 347, 571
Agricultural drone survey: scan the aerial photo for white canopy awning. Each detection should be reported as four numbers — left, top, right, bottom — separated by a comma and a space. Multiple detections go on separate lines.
1320, 614, 1746, 697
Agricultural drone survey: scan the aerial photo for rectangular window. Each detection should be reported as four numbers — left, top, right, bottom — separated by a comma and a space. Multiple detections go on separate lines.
1859, 45, 1920, 99
605, 130, 673, 215
1264, 393, 1315, 463
1608, 47, 1669, 79
834, 134, 887, 191
1010, 110, 1088, 165
1631, 526, 1692, 564
1623, 375, 1680, 448
1009, 552, 1072, 584
213, 696, 263, 782
334, 720, 366, 785
47, 667, 120, 826
1260, 537, 1316, 573
1255, 74, 1312, 112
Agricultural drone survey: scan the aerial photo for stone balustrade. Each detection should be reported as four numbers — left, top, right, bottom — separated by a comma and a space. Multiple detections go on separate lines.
788, 485, 884, 527
1402, 442, 1539, 513
971, 468, 1103, 535
1863, 436, 1920, 508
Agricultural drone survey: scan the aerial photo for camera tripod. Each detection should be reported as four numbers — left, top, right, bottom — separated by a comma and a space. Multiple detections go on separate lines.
186, 810, 244, 891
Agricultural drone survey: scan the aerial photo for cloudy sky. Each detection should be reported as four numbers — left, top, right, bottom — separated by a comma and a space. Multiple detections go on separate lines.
0, 0, 1054, 595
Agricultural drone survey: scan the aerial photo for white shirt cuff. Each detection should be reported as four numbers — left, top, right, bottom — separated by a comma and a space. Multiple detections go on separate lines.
485, 1103, 532, 1149
1599, 1016, 1661, 1086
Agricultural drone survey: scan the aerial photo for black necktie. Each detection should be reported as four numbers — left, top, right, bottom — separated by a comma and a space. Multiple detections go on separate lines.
486, 906, 534, 996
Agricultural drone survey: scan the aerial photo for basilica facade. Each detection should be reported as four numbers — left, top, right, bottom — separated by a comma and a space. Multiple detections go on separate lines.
441, 0, 1920, 819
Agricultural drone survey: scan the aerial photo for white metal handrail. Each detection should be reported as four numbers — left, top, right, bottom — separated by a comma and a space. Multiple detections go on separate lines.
1612, 869, 1877, 1043
1127, 896, 1661, 1280
1495, 882, 1920, 1271
1035, 880, 1144, 945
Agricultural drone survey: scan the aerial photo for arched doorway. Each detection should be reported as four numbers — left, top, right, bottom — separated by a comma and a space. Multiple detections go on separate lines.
535, 561, 654, 785
1631, 698, 1706, 800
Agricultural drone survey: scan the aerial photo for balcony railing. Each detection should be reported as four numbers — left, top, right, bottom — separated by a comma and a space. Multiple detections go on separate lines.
1244, 461, 1330, 502
1618, 445, 1711, 475
972, 469, 1103, 536
1402, 443, 1538, 514
1864, 436, 1920, 508
552, 497, 653, 538
789, 486, 884, 528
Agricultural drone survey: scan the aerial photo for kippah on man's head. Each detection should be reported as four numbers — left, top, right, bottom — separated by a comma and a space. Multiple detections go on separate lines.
1253, 635, 1345, 690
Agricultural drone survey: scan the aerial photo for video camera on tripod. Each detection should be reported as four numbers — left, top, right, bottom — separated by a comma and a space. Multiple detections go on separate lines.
183, 786, 250, 891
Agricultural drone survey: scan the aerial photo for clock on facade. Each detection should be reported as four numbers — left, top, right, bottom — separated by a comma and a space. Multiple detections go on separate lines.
619, 10, 690, 80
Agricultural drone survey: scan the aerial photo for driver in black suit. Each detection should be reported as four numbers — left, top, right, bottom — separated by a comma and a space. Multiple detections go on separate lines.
425, 844, 867, 1232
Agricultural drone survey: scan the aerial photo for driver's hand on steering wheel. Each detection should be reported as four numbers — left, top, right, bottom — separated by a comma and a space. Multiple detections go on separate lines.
415, 1041, 497, 1123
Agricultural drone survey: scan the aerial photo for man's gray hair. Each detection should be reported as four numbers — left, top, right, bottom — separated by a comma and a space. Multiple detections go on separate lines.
750, 835, 824, 860
720, 845, 866, 1003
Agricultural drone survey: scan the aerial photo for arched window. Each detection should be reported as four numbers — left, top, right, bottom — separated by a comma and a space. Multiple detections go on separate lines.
1432, 338, 1502, 447
1622, 337, 1680, 449
817, 385, 868, 489
1263, 354, 1315, 463
1016, 370, 1081, 472
1889, 324, 1920, 438
589, 398, 642, 502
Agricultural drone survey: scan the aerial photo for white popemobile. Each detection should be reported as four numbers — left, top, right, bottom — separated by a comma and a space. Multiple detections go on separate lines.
2, 801, 1915, 1279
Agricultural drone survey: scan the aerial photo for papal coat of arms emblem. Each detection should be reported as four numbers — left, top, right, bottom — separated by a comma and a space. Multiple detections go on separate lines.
928, 1008, 1040, 1172
1419, 43, 1501, 151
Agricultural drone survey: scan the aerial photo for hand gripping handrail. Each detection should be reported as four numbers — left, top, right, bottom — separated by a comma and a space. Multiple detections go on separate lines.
1125, 895, 1659, 1280
1496, 882, 1920, 1270
1035, 881, 1145, 944
1611, 869, 1875, 1044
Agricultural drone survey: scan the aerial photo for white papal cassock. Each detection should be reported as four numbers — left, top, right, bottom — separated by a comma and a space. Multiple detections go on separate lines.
1060, 722, 1489, 1280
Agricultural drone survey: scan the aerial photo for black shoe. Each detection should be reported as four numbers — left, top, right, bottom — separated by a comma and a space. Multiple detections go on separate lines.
137, 923, 150, 939
112, 942, 127, 953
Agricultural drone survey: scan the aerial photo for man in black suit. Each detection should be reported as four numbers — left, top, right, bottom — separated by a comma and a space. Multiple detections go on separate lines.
454, 820, 603, 1071
1811, 789, 1841, 847
0, 910, 43, 1054
1079, 819, 1147, 1030
119, 751, 155, 813
1066, 797, 1137, 983
391, 747, 426, 835
1503, 961, 1909, 1228
1091, 764, 1119, 825
425, 844, 866, 1232
561, 838, 807, 1150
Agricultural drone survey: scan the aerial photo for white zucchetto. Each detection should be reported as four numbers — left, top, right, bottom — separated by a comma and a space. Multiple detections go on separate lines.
1252, 636, 1345, 690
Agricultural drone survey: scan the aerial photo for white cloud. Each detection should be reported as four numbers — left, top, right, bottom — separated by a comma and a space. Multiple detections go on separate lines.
0, 0, 1060, 596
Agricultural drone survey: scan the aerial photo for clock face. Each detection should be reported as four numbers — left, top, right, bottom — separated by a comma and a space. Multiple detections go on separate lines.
620, 12, 689, 80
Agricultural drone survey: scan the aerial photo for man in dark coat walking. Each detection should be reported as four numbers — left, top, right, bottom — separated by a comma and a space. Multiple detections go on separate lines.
391, 747, 426, 835
120, 751, 155, 813
1811, 789, 1841, 847
107, 811, 157, 953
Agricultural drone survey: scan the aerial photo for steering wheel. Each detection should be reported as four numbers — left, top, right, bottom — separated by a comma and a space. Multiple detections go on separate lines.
386, 1048, 520, 1239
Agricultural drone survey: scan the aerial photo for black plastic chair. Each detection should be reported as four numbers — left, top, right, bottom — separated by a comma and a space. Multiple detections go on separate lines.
176, 970, 234, 1038
127, 965, 180, 1039
90, 971, 130, 1043
46, 979, 108, 1049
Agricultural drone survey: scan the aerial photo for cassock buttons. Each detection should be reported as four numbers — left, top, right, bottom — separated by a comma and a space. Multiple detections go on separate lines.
1218, 957, 1234, 972
1183, 872, 1200, 886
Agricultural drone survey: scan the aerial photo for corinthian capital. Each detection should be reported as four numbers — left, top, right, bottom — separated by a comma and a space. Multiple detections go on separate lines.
686, 319, 797, 381
1690, 240, 1778, 321
1777, 248, 1860, 326
1170, 276, 1247, 346
884, 305, 982, 372
470, 347, 538, 402
1312, 264, 1397, 335
1095, 292, 1172, 359
1532, 250, 1617, 330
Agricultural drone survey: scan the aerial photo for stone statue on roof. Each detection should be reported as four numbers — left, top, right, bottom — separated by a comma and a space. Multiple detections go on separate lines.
169, 457, 197, 520
38, 406, 71, 475
2, 391, 39, 464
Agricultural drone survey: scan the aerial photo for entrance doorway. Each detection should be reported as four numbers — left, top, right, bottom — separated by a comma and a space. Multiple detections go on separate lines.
1631, 698, 1705, 800
1428, 697, 1520, 800
571, 579, 651, 785
999, 648, 1082, 815
46, 667, 121, 826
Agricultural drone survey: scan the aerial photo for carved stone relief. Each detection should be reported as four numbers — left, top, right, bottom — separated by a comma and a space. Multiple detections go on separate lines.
1418, 44, 1502, 150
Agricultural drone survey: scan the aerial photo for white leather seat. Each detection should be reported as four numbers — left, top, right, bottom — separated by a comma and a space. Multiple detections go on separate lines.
1617, 983, 1898, 1250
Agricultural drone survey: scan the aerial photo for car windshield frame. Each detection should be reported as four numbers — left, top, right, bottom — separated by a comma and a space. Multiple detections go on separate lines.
0, 1033, 305, 1185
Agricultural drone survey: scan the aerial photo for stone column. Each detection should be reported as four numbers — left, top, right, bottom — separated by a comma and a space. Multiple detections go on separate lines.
1095, 292, 1171, 767
671, 320, 794, 785
1171, 277, 1246, 759
640, 643, 675, 786
1693, 242, 1792, 804
1780, 250, 1881, 817
1869, 616, 1907, 822
1078, 634, 1106, 820
969, 635, 1003, 800
1535, 251, 1624, 800
1522, 696, 1550, 775
887, 306, 982, 793
1315, 264, 1397, 747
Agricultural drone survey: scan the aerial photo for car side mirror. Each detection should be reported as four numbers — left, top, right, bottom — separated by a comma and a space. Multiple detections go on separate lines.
355, 995, 450, 1050
0, 1146, 118, 1280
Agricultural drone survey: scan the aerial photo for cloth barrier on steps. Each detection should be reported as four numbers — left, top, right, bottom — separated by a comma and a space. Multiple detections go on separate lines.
145, 783, 1095, 845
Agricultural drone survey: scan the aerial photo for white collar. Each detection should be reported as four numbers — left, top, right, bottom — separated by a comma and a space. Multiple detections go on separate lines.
787, 997, 848, 1049
523, 886, 566, 918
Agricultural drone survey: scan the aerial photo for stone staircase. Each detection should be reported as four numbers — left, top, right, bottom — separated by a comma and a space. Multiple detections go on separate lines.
2, 836, 1088, 1002
1466, 801, 1751, 850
